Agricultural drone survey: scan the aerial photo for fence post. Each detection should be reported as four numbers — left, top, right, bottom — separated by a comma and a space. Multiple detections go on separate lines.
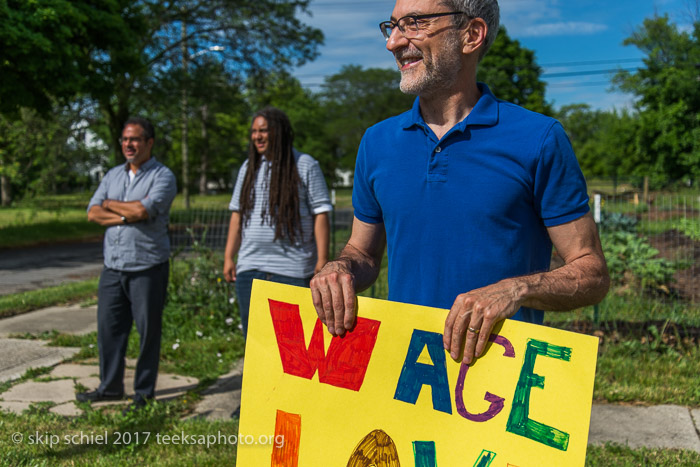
593, 194, 602, 326
331, 188, 336, 259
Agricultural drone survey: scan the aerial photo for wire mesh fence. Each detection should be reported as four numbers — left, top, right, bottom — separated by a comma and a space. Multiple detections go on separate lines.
169, 193, 699, 309
169, 207, 354, 255
597, 193, 699, 307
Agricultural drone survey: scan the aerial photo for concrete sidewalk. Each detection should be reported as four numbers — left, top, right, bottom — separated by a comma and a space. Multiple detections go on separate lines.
0, 304, 238, 419
0, 304, 698, 453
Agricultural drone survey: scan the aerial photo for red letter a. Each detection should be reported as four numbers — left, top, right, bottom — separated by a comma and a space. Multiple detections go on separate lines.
269, 299, 380, 391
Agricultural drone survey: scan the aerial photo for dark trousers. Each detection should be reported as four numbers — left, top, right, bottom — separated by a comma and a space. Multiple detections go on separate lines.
235, 270, 310, 339
97, 262, 169, 399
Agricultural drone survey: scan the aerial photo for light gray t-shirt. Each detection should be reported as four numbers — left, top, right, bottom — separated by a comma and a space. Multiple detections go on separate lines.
229, 150, 332, 278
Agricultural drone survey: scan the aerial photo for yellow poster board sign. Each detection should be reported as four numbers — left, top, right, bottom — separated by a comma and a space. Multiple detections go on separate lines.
237, 280, 598, 467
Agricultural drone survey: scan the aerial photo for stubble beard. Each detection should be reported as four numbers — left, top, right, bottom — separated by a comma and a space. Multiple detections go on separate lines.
398, 31, 463, 96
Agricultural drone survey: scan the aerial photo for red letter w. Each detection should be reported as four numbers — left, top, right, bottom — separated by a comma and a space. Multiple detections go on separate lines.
269, 299, 380, 391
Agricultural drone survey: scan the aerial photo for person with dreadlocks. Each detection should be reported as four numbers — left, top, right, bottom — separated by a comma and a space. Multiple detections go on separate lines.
223, 107, 332, 338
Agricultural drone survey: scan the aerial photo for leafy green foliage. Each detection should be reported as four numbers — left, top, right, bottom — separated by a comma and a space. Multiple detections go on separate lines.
164, 231, 244, 380
613, 15, 700, 186
95, 0, 324, 162
601, 231, 677, 292
675, 218, 700, 241
319, 65, 415, 172
0, 0, 137, 115
478, 27, 552, 115
0, 106, 107, 204
557, 105, 638, 179
599, 212, 639, 234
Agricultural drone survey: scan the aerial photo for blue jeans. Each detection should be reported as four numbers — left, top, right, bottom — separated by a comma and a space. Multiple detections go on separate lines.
235, 270, 311, 339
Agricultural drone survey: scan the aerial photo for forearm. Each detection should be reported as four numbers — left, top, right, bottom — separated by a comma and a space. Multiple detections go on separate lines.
101, 199, 148, 222
333, 241, 383, 294
505, 254, 610, 312
224, 212, 242, 262
313, 212, 330, 265
87, 205, 124, 227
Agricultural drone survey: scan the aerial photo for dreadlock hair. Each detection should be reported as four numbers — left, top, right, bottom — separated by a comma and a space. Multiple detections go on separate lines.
238, 107, 302, 243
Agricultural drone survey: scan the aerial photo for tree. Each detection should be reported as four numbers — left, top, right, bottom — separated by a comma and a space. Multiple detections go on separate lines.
613, 15, 700, 185
89, 0, 324, 165
319, 65, 415, 171
557, 104, 637, 181
0, 0, 137, 116
477, 27, 552, 115
244, 71, 332, 176
0, 105, 103, 205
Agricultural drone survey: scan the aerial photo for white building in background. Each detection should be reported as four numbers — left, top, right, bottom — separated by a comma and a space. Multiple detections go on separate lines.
335, 168, 353, 188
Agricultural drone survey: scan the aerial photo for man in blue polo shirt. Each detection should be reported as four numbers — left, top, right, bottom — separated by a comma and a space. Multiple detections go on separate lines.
78, 117, 177, 413
310, 0, 609, 365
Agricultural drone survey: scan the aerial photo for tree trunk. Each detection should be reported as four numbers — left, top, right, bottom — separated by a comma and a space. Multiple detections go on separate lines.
199, 104, 209, 194
181, 20, 190, 209
0, 174, 11, 206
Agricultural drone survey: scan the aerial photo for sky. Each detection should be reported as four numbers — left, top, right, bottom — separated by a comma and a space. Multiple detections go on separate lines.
293, 0, 698, 111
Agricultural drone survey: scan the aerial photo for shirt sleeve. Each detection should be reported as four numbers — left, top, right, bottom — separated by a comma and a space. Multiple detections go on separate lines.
351, 131, 383, 224
534, 121, 590, 227
140, 166, 178, 218
229, 160, 249, 211
87, 171, 113, 212
302, 156, 333, 215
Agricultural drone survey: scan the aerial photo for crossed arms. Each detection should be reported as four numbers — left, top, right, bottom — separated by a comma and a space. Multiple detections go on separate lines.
87, 199, 149, 227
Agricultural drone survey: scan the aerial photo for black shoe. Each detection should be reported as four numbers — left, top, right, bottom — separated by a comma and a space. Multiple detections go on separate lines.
121, 395, 152, 415
76, 390, 124, 403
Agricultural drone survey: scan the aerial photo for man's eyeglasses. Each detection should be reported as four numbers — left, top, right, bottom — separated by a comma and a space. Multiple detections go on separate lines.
379, 12, 468, 41
119, 137, 146, 145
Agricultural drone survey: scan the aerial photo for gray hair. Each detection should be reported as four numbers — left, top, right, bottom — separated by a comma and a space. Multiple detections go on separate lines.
441, 0, 500, 60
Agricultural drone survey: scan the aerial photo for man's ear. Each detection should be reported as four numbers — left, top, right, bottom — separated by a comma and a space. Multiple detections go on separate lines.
462, 17, 488, 56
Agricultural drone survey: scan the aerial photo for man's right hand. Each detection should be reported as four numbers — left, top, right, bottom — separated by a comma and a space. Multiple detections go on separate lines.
310, 260, 357, 337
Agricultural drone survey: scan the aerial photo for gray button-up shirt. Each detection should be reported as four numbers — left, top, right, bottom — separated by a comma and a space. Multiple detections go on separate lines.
88, 158, 177, 272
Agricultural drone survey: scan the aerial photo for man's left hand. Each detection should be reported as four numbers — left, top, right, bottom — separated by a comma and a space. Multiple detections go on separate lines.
443, 279, 525, 365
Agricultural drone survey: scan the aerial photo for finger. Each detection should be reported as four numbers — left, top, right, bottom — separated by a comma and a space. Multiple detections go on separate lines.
310, 279, 326, 323
462, 316, 484, 365
474, 317, 495, 359
319, 280, 337, 335
327, 273, 348, 336
340, 274, 356, 333
310, 275, 336, 333
449, 307, 471, 361
443, 306, 459, 351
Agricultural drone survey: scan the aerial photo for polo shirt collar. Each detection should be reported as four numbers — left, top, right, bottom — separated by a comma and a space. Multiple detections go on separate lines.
400, 82, 500, 132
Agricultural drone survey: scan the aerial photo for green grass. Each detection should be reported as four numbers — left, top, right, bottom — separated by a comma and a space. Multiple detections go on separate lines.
585, 444, 700, 466
0, 279, 99, 319
0, 401, 241, 466
545, 293, 700, 327
0, 193, 235, 249
594, 338, 700, 405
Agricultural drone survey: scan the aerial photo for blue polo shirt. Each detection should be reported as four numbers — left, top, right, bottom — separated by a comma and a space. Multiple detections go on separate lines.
352, 84, 589, 324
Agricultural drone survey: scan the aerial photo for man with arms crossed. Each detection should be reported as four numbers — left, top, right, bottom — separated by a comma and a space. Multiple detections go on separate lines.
78, 117, 177, 413
310, 0, 609, 365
